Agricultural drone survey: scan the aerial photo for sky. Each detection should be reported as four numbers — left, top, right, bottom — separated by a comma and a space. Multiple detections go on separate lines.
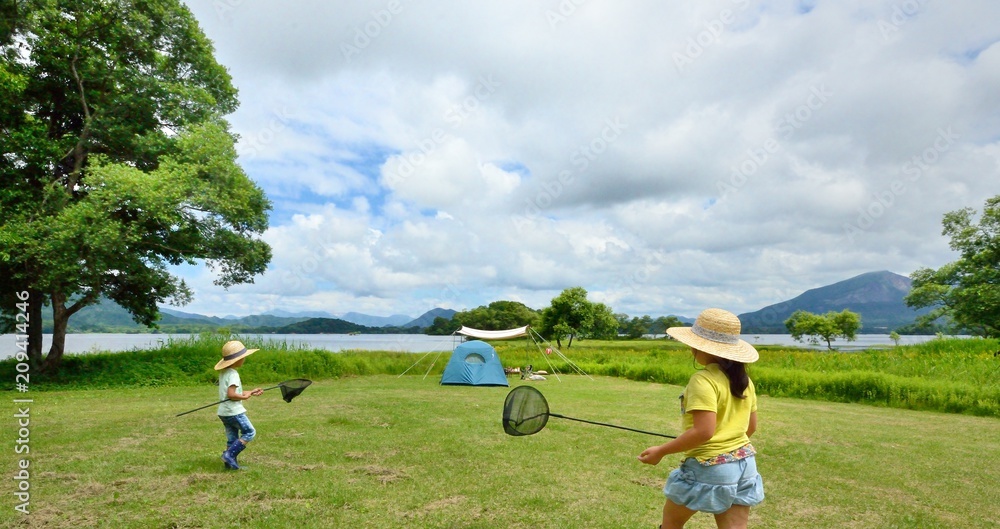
172, 0, 1000, 320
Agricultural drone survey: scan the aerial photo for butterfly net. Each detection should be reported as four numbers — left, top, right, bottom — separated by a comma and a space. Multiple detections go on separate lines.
279, 379, 313, 403
502, 386, 550, 436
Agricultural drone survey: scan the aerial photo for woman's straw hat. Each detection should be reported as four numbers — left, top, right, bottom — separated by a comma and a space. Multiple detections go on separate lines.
666, 308, 759, 363
214, 340, 259, 371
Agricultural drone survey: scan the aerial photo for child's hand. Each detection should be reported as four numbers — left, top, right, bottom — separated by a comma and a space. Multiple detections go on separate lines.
637, 446, 665, 465
251, 388, 264, 396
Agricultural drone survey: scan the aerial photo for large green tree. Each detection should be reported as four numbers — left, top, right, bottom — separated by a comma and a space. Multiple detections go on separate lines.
650, 315, 685, 336
905, 196, 1000, 337
538, 287, 617, 347
617, 314, 653, 339
785, 309, 861, 350
452, 300, 541, 331
0, 0, 271, 372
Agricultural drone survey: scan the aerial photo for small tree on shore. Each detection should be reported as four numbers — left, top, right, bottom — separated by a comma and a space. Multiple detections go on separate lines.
785, 309, 862, 350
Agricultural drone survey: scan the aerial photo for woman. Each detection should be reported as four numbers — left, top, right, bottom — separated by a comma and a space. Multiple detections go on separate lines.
638, 308, 765, 529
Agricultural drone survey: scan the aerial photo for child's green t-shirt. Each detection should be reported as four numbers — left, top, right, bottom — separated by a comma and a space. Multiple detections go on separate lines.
218, 368, 247, 417
680, 363, 757, 461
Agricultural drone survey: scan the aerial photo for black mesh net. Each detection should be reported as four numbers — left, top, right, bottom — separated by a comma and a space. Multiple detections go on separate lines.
278, 379, 312, 403
502, 386, 550, 436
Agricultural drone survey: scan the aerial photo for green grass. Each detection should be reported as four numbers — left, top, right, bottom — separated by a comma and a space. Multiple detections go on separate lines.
2, 375, 998, 528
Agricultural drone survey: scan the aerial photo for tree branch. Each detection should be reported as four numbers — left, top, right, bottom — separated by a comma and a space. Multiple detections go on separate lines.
66, 49, 92, 192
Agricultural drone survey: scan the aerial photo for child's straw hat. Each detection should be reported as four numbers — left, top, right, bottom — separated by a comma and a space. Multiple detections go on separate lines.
666, 308, 759, 363
214, 340, 259, 371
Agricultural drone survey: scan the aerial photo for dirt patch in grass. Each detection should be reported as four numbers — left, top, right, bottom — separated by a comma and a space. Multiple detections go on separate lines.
630, 476, 664, 489
343, 449, 397, 461
354, 464, 408, 484
184, 472, 221, 486
404, 495, 467, 519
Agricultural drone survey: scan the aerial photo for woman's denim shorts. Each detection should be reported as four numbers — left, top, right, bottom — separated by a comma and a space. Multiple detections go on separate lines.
663, 456, 765, 514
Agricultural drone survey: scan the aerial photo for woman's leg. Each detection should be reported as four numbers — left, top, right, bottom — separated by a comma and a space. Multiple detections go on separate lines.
713, 505, 750, 529
662, 499, 698, 529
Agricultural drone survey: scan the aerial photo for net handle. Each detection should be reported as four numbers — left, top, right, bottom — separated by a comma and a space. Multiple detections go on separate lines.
548, 413, 676, 438
175, 380, 303, 417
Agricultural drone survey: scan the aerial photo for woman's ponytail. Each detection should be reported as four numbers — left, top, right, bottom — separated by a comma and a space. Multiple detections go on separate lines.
717, 358, 749, 399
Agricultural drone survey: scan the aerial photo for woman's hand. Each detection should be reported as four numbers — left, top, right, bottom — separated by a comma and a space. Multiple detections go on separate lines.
637, 445, 666, 465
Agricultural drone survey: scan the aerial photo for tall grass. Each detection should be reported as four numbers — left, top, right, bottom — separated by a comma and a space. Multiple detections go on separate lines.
494, 336, 1000, 417
4, 334, 998, 417
1, 333, 444, 390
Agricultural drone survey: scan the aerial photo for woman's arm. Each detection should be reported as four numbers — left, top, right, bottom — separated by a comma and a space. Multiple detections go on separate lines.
226, 385, 263, 400
637, 410, 716, 465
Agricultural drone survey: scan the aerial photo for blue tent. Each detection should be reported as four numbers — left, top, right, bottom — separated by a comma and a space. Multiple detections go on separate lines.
440, 340, 509, 387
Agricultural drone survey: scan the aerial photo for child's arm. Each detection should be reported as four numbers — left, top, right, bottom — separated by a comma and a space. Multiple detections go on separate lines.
637, 410, 715, 466
747, 411, 757, 437
226, 385, 264, 400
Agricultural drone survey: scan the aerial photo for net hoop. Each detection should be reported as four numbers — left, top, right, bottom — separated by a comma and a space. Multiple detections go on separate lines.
502, 386, 550, 436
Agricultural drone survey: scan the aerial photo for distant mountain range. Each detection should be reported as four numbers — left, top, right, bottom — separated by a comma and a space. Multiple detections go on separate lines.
40, 302, 457, 334
160, 307, 448, 330
36, 270, 930, 334
738, 270, 933, 334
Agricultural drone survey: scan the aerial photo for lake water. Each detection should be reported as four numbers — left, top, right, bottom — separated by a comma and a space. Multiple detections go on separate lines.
734, 333, 955, 350
0, 333, 465, 360
0, 332, 959, 360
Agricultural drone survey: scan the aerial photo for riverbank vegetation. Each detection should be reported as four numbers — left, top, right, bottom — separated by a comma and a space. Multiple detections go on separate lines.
3, 334, 997, 417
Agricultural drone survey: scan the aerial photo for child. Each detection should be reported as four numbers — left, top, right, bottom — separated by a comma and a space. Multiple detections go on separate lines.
638, 308, 765, 529
215, 340, 264, 470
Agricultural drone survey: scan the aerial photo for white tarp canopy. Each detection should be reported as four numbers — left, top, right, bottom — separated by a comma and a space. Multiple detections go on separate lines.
455, 325, 530, 340
397, 324, 591, 381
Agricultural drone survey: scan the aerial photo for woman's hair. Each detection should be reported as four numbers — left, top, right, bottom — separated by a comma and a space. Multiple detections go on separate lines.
716, 358, 749, 399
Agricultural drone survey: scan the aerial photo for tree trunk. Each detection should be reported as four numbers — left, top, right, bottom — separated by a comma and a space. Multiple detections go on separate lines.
27, 289, 44, 370
43, 291, 92, 373
43, 292, 69, 374
567, 334, 575, 348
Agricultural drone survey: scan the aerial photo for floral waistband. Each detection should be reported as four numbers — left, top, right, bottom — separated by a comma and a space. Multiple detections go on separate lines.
697, 443, 757, 466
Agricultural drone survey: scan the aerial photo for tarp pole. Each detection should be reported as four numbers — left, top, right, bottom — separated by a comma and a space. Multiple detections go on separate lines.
422, 351, 444, 380
529, 328, 593, 380
399, 350, 435, 377
530, 334, 562, 381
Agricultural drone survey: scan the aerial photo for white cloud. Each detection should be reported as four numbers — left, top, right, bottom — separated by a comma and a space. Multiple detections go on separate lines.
173, 0, 1000, 319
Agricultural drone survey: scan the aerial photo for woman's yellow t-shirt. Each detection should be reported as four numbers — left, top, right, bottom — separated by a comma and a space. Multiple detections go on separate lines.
680, 363, 757, 461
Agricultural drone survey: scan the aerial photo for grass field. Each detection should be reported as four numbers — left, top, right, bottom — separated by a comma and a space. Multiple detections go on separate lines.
3, 374, 999, 528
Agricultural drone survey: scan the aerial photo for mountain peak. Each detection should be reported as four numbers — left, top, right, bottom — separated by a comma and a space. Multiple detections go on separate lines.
739, 270, 930, 333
